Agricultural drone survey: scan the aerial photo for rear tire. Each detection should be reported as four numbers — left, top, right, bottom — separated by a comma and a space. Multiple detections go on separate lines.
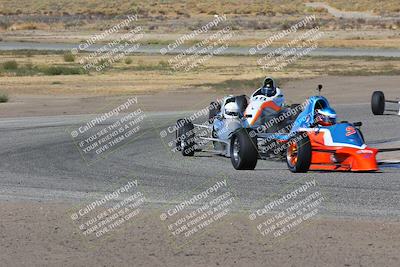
286, 133, 312, 173
175, 119, 185, 151
178, 121, 195, 156
230, 129, 258, 170
371, 91, 385, 115
208, 101, 221, 123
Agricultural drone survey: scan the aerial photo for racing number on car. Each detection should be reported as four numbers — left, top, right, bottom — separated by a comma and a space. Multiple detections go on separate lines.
345, 126, 357, 136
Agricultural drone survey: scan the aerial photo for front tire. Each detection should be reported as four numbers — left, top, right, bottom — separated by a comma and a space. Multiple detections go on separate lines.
230, 129, 258, 170
371, 91, 385, 115
286, 133, 312, 173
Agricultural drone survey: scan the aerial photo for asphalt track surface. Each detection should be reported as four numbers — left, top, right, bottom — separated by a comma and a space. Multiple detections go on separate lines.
1, 41, 400, 57
0, 102, 399, 219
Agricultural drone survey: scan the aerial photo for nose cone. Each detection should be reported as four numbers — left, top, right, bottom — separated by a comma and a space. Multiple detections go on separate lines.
351, 147, 379, 171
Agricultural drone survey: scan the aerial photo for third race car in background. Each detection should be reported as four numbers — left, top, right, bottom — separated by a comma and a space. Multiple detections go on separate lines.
371, 91, 400, 116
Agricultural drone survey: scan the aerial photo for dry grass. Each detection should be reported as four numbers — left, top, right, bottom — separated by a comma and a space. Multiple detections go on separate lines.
325, 0, 400, 14
8, 22, 50, 31
3, 26, 400, 49
0, 0, 308, 16
0, 0, 398, 16
0, 52, 399, 96
313, 38, 400, 49
227, 37, 400, 49
0, 1, 398, 46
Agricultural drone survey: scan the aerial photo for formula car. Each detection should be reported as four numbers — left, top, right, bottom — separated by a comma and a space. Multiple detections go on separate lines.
277, 94, 378, 172
175, 84, 393, 173
371, 91, 400, 115
176, 94, 263, 169
283, 89, 400, 172
175, 77, 301, 168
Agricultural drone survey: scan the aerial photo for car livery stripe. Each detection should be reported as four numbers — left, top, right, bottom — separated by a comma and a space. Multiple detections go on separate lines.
250, 101, 282, 126
298, 128, 367, 149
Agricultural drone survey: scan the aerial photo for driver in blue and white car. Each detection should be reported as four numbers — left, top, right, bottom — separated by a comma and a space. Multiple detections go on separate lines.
315, 107, 337, 127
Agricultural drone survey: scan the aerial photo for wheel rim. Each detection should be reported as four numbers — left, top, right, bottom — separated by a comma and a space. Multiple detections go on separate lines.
287, 142, 298, 167
233, 138, 240, 162
180, 139, 185, 150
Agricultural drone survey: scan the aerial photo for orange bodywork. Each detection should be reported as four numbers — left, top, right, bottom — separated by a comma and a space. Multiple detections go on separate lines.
306, 131, 379, 172
248, 101, 282, 126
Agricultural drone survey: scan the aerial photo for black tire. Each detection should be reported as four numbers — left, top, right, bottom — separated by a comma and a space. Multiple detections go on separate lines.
208, 101, 221, 123
175, 119, 185, 151
211, 127, 219, 150
230, 129, 258, 170
235, 95, 248, 114
178, 121, 195, 156
371, 91, 385, 115
286, 133, 312, 173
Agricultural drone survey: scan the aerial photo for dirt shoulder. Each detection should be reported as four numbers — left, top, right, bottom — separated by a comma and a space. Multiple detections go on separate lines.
0, 201, 399, 267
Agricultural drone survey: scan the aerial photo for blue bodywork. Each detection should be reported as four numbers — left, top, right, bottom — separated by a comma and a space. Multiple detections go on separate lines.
274, 96, 365, 148
292, 96, 330, 131
211, 95, 365, 149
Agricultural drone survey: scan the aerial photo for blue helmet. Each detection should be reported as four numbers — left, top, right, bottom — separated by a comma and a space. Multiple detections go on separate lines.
315, 107, 337, 126
261, 77, 277, 97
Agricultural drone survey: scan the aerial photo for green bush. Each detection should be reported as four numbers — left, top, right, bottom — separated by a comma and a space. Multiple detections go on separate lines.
158, 60, 169, 68
41, 66, 86, 75
0, 93, 8, 103
63, 52, 75, 62
124, 57, 133, 64
3, 60, 18, 70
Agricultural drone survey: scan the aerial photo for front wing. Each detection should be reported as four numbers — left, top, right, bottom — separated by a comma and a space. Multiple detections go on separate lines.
307, 131, 378, 172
